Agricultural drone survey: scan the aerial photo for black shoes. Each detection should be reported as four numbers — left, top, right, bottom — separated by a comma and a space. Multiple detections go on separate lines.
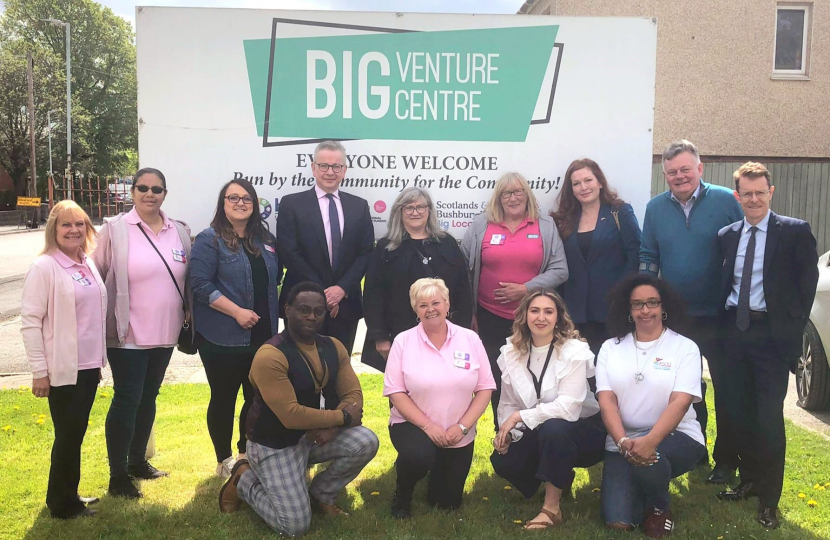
128, 461, 169, 480
756, 506, 780, 529
390, 491, 412, 519
706, 464, 735, 485
716, 481, 758, 502
108, 474, 142, 499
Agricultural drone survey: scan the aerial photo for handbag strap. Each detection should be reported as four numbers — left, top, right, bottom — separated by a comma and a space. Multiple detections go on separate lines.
137, 224, 185, 305
610, 209, 621, 230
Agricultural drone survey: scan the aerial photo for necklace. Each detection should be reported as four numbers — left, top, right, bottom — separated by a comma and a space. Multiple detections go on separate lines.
413, 243, 432, 265
632, 328, 667, 383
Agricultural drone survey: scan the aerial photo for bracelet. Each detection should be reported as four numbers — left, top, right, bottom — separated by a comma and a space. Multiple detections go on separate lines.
616, 436, 630, 453
422, 421, 433, 431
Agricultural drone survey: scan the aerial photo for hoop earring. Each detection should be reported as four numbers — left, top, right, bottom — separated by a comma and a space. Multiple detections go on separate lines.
416, 317, 421, 323
628, 315, 633, 323
662, 312, 667, 321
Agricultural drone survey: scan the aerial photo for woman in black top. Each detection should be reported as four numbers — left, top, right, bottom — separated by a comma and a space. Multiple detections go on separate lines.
362, 187, 473, 371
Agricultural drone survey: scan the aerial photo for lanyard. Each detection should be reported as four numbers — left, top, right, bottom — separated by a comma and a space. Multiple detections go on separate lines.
526, 341, 555, 403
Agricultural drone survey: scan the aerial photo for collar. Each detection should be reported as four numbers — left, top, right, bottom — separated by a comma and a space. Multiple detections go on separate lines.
416, 319, 457, 344
125, 207, 172, 230
670, 181, 702, 205
52, 249, 87, 269
499, 217, 533, 230
743, 210, 771, 234
315, 185, 340, 200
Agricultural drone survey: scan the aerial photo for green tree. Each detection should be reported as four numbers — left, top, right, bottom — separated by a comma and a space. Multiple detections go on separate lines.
0, 0, 137, 196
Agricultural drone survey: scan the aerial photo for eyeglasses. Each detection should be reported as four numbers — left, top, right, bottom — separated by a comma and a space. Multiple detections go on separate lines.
134, 185, 165, 194
402, 204, 429, 215
738, 190, 771, 200
225, 194, 254, 205
294, 305, 327, 318
500, 188, 525, 200
314, 163, 345, 173
665, 167, 694, 179
630, 300, 662, 311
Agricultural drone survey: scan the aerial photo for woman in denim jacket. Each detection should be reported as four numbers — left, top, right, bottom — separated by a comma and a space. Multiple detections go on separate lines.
189, 178, 280, 478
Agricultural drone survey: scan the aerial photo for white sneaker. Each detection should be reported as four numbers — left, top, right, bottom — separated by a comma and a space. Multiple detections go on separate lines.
216, 456, 236, 479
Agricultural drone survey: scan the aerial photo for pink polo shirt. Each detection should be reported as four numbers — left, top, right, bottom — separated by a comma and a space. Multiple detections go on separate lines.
123, 208, 186, 347
477, 219, 544, 318
52, 250, 106, 370
383, 321, 496, 448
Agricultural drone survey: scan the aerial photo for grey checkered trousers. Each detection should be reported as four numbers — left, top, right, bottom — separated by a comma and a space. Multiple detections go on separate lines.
237, 426, 379, 536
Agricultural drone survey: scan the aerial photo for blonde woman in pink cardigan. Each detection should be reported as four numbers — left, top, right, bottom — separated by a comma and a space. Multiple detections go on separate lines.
21, 201, 107, 519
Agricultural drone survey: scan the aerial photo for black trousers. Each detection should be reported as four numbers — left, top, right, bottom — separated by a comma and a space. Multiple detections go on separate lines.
476, 305, 515, 431
575, 321, 608, 358
491, 415, 606, 498
389, 422, 475, 510
198, 336, 256, 462
46, 368, 99, 518
723, 312, 790, 508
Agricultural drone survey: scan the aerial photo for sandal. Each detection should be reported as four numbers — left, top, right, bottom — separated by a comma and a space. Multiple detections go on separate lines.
522, 508, 563, 530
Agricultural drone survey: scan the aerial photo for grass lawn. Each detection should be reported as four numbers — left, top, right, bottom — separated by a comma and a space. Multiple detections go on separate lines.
1, 375, 829, 540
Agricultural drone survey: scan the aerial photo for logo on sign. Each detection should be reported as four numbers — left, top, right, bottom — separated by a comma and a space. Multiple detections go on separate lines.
373, 200, 387, 213
260, 198, 272, 219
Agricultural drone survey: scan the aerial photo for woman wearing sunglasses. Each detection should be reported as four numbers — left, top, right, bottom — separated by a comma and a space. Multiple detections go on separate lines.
189, 179, 280, 478
93, 168, 192, 499
361, 187, 472, 372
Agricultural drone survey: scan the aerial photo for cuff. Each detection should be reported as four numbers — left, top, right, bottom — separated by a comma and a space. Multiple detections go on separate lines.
32, 369, 48, 379
208, 290, 223, 304
519, 408, 541, 431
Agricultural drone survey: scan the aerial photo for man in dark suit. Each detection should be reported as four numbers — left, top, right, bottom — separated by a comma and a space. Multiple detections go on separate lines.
716, 162, 819, 529
277, 140, 374, 353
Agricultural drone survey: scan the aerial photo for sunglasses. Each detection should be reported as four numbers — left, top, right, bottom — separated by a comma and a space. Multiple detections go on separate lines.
134, 185, 165, 194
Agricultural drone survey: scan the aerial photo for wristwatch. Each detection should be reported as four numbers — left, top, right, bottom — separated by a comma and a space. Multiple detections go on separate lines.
342, 409, 352, 427
458, 423, 469, 435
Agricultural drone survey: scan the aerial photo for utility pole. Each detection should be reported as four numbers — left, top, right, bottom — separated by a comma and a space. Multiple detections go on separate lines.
27, 52, 37, 198
42, 19, 71, 198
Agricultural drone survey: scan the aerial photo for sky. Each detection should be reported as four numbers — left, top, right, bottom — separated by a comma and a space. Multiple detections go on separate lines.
0, 1, 528, 30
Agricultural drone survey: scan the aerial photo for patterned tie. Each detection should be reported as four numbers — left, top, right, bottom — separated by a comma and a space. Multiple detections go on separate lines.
326, 193, 341, 270
736, 226, 758, 331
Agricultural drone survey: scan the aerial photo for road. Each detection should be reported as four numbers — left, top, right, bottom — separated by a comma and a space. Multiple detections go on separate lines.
0, 228, 827, 439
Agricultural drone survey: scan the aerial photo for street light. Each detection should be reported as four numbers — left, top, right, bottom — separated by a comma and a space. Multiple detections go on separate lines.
41, 18, 72, 199
47, 109, 60, 209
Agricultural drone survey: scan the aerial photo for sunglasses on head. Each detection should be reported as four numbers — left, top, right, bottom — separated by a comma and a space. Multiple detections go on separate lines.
134, 185, 165, 194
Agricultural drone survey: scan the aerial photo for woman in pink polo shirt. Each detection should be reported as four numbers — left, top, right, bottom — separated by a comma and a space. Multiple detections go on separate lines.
93, 168, 192, 499
461, 172, 569, 428
383, 278, 496, 519
21, 201, 107, 519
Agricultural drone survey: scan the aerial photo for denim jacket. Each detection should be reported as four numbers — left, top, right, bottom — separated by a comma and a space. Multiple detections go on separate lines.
190, 227, 280, 346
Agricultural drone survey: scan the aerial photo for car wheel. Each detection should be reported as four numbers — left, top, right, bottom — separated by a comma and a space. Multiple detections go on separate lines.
797, 321, 830, 410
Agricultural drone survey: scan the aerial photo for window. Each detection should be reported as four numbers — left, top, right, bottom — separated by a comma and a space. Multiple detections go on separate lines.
773, 3, 812, 79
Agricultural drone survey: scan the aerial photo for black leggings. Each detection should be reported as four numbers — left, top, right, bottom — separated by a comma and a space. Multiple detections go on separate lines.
198, 336, 257, 462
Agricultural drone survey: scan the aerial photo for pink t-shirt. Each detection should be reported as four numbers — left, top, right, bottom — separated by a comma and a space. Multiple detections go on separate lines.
52, 250, 106, 370
383, 321, 496, 448
123, 208, 186, 347
477, 219, 544, 318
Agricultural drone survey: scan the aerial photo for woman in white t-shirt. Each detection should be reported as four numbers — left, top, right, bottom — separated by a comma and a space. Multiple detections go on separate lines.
490, 290, 606, 530
596, 275, 706, 538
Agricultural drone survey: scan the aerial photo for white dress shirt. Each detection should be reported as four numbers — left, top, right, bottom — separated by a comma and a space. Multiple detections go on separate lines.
726, 210, 770, 311
315, 185, 344, 265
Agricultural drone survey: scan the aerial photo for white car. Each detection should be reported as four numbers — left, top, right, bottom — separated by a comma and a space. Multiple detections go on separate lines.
797, 250, 830, 410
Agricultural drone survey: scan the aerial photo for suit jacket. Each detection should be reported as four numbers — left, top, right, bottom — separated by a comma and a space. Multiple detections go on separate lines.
718, 212, 819, 370
560, 203, 641, 324
276, 187, 375, 321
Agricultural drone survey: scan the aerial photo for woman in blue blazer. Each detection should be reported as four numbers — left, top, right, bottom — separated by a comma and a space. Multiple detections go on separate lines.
551, 159, 641, 356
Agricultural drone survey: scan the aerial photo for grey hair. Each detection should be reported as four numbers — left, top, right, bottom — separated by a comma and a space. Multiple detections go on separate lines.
661, 140, 700, 167
384, 186, 447, 250
313, 140, 347, 161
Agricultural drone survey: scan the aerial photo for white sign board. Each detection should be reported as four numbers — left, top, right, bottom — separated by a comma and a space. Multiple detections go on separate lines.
136, 7, 657, 238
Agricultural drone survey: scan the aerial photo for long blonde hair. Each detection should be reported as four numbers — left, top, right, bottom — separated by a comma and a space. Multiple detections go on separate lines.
42, 201, 97, 256
485, 172, 540, 224
509, 290, 581, 356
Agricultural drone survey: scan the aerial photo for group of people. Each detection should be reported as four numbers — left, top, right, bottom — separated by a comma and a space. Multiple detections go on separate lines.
21, 139, 818, 538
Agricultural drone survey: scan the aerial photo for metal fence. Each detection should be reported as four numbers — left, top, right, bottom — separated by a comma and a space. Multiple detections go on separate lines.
49, 173, 132, 221
651, 160, 830, 255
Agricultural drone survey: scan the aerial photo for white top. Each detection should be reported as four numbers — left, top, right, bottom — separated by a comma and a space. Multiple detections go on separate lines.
496, 338, 600, 441
726, 210, 770, 311
595, 330, 704, 452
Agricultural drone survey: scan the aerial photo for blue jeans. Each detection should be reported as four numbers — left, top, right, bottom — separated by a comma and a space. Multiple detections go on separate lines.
105, 347, 173, 477
601, 430, 705, 526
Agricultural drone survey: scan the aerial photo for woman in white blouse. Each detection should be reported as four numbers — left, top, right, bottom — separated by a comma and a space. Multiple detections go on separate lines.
491, 290, 605, 529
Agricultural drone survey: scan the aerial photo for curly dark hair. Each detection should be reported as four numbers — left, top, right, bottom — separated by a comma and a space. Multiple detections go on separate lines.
606, 274, 688, 341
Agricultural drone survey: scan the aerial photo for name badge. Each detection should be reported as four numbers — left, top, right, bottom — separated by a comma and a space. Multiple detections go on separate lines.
78, 278, 92, 286
653, 358, 672, 370
454, 359, 471, 370
527, 234, 540, 239
172, 248, 187, 263
263, 244, 276, 253
489, 234, 505, 245
71, 270, 86, 281
454, 351, 470, 361
319, 394, 326, 409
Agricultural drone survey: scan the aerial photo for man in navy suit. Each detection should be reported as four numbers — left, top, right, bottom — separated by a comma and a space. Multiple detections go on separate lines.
277, 141, 374, 353
716, 162, 818, 529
